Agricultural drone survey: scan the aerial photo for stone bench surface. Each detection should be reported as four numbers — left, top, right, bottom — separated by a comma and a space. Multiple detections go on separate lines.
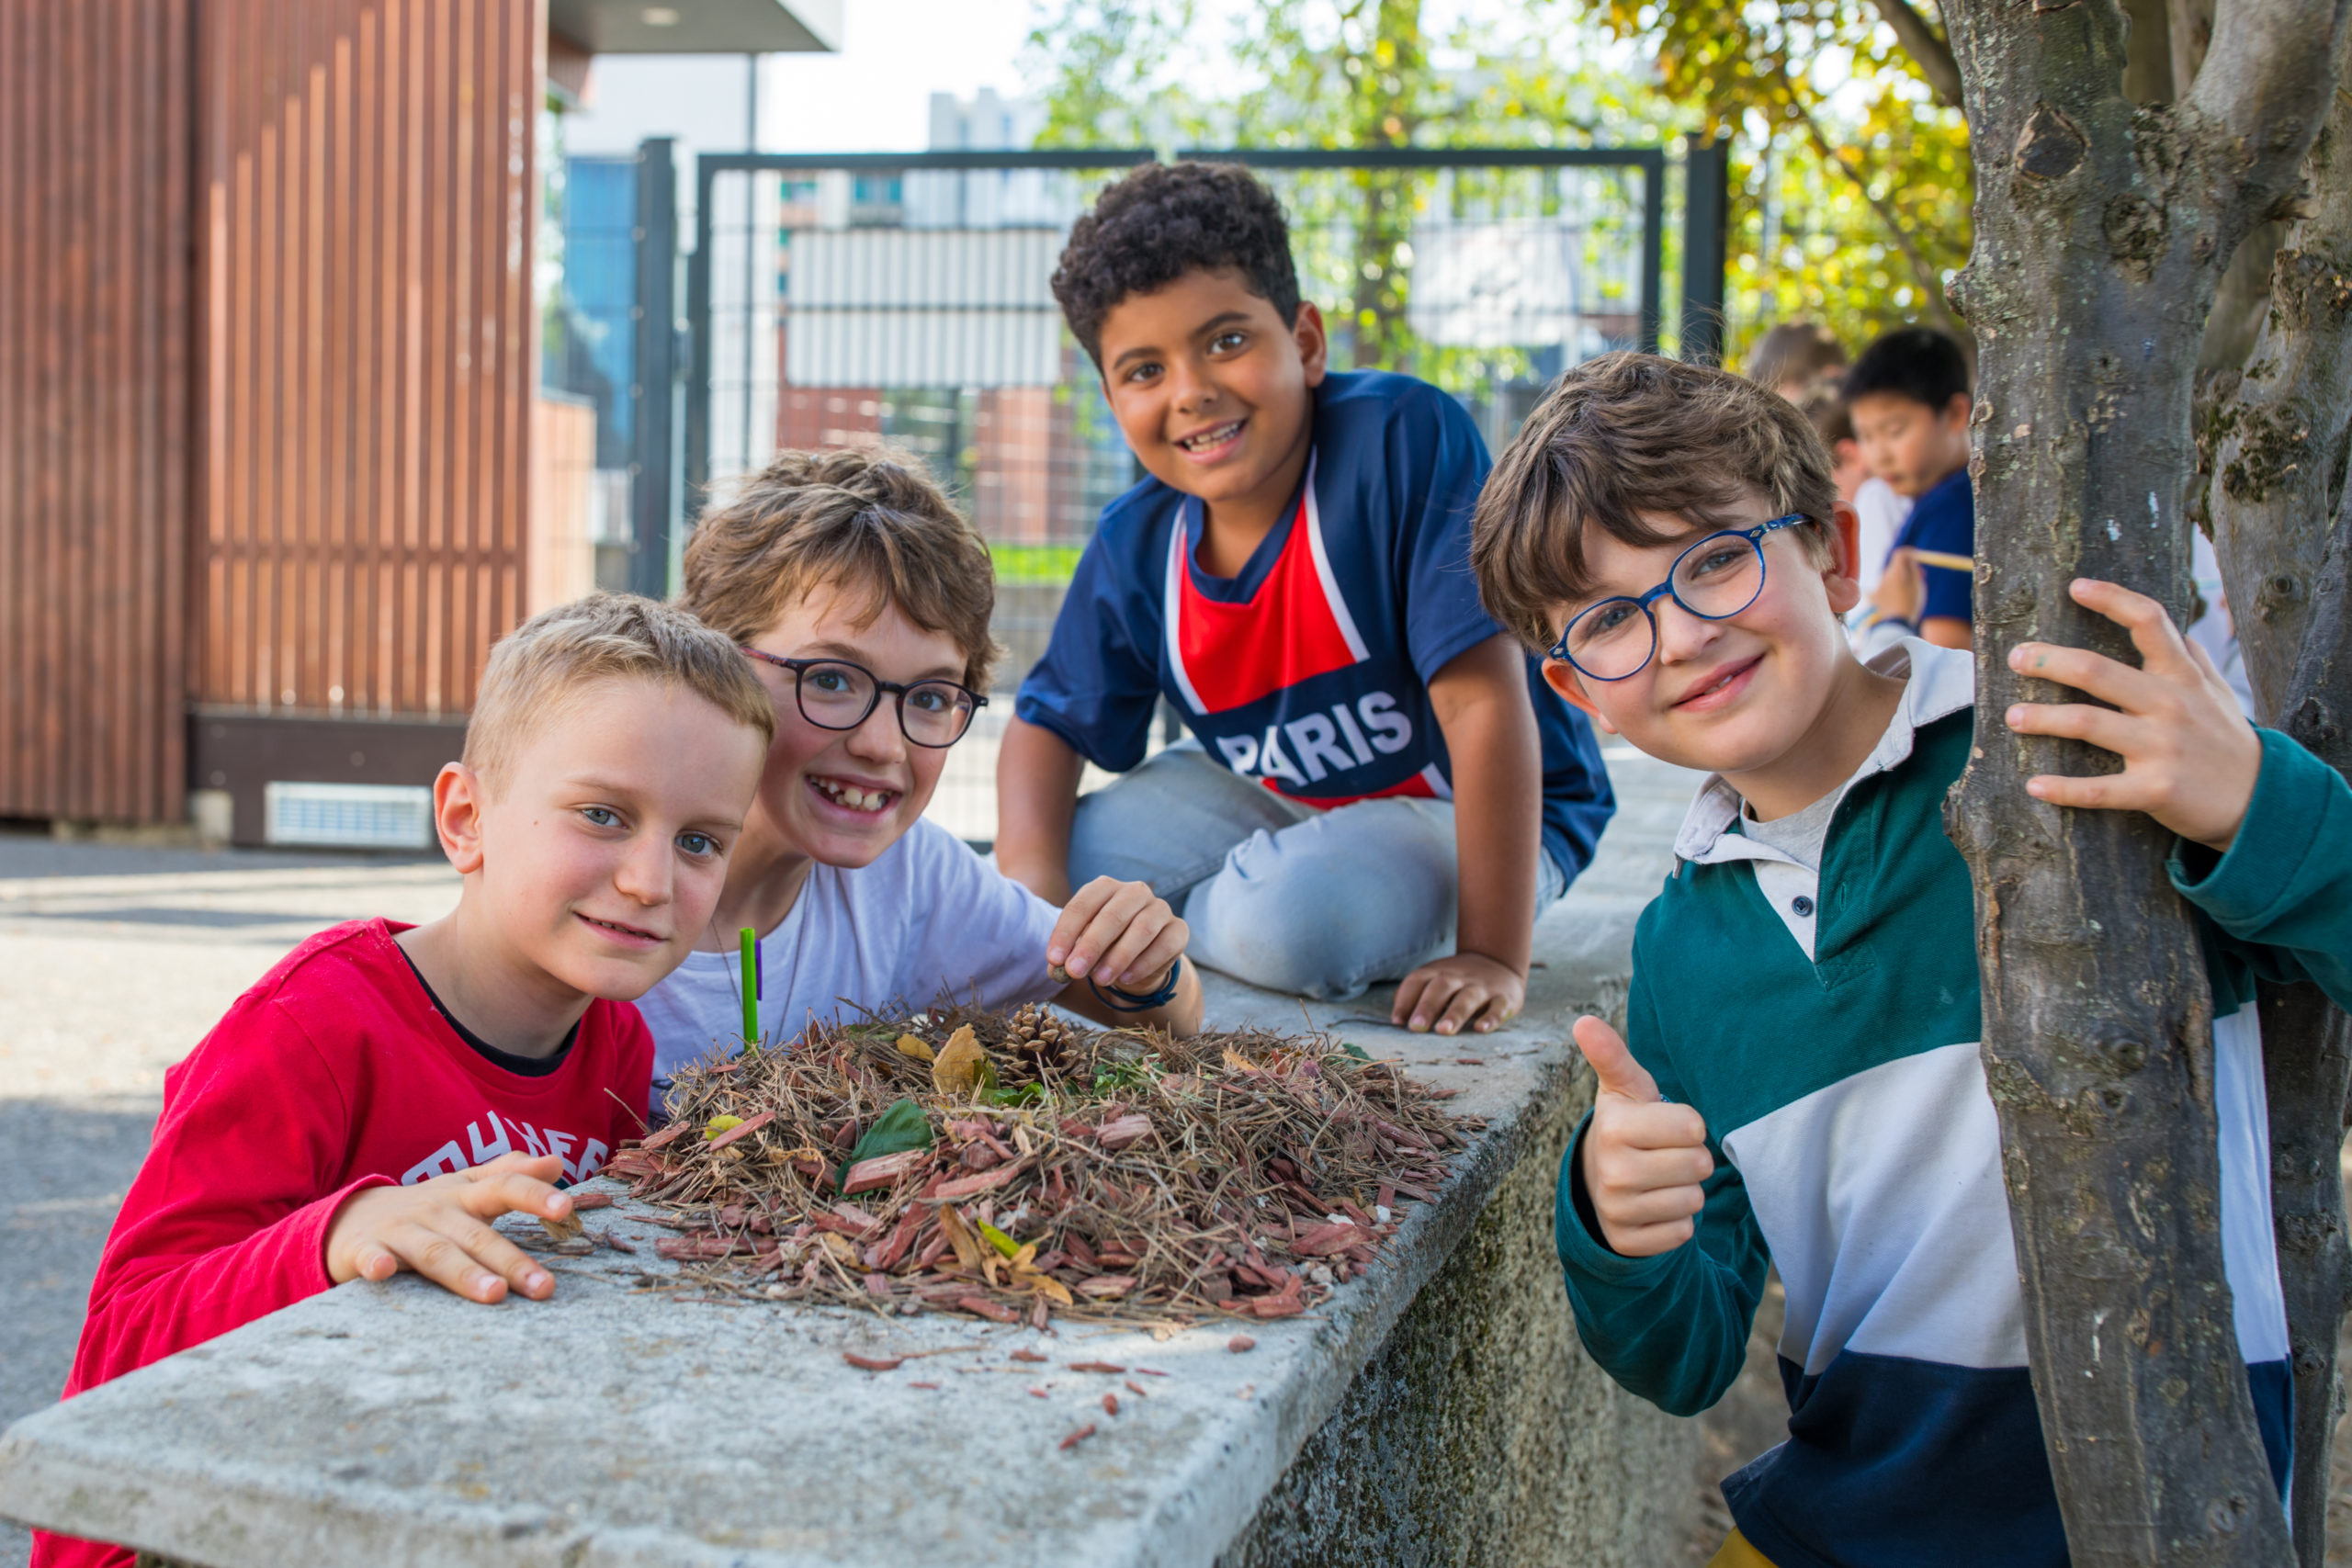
0, 754, 1697, 1568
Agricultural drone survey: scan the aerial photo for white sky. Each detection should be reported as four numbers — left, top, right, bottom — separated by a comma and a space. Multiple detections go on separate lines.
564, 0, 1541, 159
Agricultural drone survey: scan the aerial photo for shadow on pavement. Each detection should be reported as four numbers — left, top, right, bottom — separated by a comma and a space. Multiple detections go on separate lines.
0, 1096, 157, 1568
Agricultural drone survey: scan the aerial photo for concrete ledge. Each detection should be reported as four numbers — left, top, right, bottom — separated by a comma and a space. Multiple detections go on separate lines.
0, 755, 1704, 1567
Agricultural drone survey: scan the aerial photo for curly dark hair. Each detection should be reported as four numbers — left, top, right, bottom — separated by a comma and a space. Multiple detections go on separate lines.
1051, 162, 1303, 366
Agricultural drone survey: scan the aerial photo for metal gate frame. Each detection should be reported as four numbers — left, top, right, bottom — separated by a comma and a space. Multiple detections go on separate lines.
680, 139, 1729, 546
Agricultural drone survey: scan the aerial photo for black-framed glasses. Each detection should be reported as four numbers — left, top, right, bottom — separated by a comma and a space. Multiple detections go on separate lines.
1548, 514, 1809, 682
740, 649, 986, 748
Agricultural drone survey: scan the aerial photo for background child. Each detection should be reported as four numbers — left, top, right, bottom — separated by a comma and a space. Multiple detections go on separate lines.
38, 594, 775, 1568
1799, 384, 1911, 654
1470, 352, 2345, 1568
995, 161, 1612, 1036
1845, 326, 1974, 649
1739, 320, 1848, 401
635, 446, 1200, 1105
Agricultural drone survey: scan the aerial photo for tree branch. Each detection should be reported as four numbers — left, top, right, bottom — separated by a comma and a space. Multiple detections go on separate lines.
2186, 0, 2352, 240
1870, 0, 1963, 108
1787, 87, 1959, 330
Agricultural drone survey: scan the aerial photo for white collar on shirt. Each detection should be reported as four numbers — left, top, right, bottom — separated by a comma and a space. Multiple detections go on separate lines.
1670, 637, 1976, 870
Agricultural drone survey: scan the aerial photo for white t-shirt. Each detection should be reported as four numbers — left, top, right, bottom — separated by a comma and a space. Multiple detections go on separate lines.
633, 818, 1061, 1106
1851, 476, 1911, 596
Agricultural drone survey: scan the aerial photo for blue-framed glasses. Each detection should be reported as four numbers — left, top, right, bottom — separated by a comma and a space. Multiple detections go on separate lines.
1547, 514, 1809, 682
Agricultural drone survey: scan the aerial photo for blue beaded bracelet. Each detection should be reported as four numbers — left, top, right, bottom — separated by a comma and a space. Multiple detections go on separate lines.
1089, 957, 1184, 1013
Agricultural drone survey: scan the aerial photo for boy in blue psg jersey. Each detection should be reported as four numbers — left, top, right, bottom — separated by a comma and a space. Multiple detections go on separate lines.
1470, 352, 2352, 1568
996, 162, 1612, 1035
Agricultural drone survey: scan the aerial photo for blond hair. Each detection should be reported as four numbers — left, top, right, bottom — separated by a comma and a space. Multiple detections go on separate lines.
1472, 353, 1840, 653
464, 593, 775, 786
681, 447, 1001, 691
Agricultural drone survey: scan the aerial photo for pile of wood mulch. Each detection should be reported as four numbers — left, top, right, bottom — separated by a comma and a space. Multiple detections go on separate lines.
598, 1001, 1481, 1328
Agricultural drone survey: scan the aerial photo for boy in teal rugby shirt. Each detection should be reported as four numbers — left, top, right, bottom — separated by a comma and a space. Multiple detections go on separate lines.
1469, 352, 2352, 1568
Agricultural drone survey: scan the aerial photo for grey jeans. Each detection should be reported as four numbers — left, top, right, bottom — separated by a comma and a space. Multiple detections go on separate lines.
1068, 740, 1567, 1000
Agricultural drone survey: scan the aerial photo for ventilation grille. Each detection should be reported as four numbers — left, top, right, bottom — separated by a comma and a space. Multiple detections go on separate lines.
264, 782, 435, 850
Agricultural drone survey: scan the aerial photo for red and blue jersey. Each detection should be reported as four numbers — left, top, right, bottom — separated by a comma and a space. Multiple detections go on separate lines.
1017, 370, 1613, 881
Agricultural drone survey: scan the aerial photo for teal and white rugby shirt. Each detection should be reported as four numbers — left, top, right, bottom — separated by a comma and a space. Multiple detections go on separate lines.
1557, 639, 2352, 1568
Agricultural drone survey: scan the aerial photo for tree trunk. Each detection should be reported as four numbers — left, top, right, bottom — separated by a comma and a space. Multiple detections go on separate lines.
1940, 0, 2346, 1561
2199, 77, 2352, 1561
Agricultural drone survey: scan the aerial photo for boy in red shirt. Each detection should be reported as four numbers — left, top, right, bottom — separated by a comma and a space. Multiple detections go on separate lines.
35, 593, 775, 1568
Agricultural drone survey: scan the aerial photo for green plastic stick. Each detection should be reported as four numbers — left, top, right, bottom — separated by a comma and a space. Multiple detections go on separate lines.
739, 925, 759, 1045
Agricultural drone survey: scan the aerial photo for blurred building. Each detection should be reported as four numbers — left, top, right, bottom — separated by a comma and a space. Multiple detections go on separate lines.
0, 0, 839, 844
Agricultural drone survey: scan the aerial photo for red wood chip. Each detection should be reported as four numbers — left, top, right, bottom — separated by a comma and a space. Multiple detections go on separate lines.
1057, 1423, 1098, 1450
1227, 1336, 1257, 1352
1068, 1361, 1125, 1373
841, 1148, 929, 1196
842, 1353, 904, 1372
908, 1382, 940, 1390
1125, 1380, 1148, 1397
566, 1191, 614, 1210
934, 1167, 1017, 1201
600, 1233, 637, 1254
1132, 1367, 1170, 1377
1102, 1393, 1120, 1416
638, 1121, 690, 1153
1029, 1386, 1051, 1399
1011, 1348, 1049, 1363
956, 1293, 1020, 1324
706, 1110, 775, 1150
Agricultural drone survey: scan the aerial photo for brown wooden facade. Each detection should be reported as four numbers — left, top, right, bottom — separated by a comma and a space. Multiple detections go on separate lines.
1, 0, 195, 824
196, 0, 541, 727
7, 0, 543, 829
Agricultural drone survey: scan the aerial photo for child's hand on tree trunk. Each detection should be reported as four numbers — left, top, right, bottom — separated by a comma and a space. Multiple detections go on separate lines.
1571, 1016, 1713, 1258
2001, 578, 2263, 852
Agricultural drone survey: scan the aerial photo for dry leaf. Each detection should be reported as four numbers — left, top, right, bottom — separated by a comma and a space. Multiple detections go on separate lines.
1222, 1045, 1261, 1074
894, 1032, 935, 1063
702, 1113, 746, 1140
1017, 1270, 1074, 1306
936, 1204, 988, 1273
932, 1025, 989, 1099
816, 1232, 860, 1266
538, 1209, 586, 1246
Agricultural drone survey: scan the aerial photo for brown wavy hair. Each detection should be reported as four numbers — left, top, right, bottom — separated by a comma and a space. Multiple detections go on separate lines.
1471, 352, 1840, 654
681, 447, 1001, 692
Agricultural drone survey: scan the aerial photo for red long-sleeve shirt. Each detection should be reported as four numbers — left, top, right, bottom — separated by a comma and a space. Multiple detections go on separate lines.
34, 918, 651, 1568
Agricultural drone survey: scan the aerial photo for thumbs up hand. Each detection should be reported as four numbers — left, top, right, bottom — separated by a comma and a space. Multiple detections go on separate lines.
1573, 1015, 1714, 1258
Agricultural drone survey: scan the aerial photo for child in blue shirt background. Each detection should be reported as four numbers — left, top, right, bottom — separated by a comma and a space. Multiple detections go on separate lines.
1847, 327, 1974, 650
994, 162, 1611, 1036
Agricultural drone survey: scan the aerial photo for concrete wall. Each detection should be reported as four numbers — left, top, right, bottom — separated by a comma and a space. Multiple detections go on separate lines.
1224, 1071, 1701, 1567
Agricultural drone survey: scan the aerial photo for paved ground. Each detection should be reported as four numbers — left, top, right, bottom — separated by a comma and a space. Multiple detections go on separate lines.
0, 830, 460, 1567
6, 794, 2351, 1566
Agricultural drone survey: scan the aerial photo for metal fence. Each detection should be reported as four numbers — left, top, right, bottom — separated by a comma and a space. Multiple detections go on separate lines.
682, 143, 1725, 843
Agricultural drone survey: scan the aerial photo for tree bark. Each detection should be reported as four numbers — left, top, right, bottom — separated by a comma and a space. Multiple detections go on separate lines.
1940, 0, 2347, 1561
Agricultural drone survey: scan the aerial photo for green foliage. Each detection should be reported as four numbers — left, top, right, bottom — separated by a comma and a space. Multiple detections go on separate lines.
989, 541, 1088, 584
1583, 0, 1973, 361
842, 1097, 933, 1178
1025, 1, 1693, 380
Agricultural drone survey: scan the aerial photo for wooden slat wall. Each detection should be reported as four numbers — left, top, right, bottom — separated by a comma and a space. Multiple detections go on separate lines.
197, 0, 541, 721
0, 1, 194, 823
